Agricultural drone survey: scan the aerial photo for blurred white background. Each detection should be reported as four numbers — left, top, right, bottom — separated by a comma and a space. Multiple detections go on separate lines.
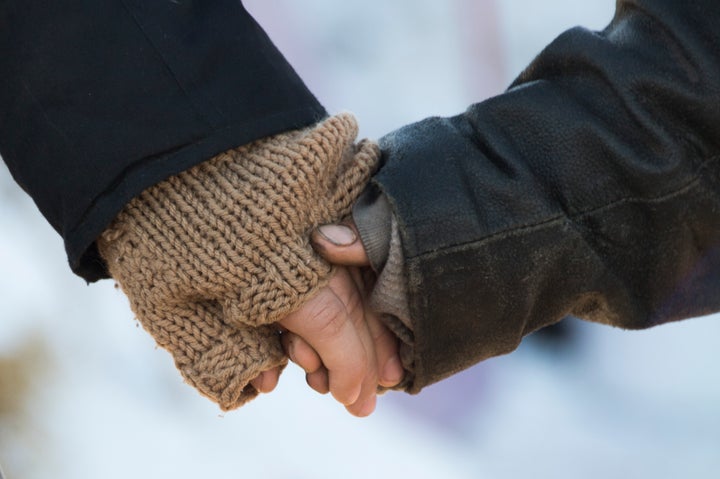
1, 1, 719, 478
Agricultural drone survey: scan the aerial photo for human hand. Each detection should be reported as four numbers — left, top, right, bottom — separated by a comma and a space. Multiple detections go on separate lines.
279, 223, 404, 416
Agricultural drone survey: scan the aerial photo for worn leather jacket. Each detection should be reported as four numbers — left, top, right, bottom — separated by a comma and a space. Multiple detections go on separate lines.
373, 0, 720, 390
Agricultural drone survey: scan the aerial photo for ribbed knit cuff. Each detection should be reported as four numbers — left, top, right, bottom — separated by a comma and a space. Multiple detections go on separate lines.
353, 185, 415, 390
353, 185, 392, 272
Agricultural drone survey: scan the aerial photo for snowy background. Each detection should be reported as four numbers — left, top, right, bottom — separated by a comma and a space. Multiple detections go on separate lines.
1, 1, 719, 478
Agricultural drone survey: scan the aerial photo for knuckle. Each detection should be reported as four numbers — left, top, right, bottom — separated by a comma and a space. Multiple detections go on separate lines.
309, 299, 348, 340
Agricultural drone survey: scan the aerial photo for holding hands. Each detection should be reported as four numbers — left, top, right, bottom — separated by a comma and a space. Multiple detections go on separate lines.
99, 114, 403, 415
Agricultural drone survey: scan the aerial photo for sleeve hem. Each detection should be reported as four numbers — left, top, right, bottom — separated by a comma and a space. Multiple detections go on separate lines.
68, 105, 328, 282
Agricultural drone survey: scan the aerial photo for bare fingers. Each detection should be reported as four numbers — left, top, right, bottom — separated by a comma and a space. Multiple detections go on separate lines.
282, 332, 322, 375
279, 269, 370, 408
249, 365, 282, 394
282, 332, 330, 394
366, 312, 404, 388
306, 366, 330, 395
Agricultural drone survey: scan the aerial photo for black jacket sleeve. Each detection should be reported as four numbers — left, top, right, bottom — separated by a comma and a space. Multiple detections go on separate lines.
0, 0, 326, 281
374, 0, 720, 391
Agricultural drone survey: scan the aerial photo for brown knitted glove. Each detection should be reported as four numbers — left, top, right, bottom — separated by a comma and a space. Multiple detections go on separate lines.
97, 114, 379, 410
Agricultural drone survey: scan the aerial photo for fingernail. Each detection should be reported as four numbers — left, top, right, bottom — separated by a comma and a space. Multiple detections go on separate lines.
382, 356, 404, 385
317, 224, 357, 246
286, 337, 296, 362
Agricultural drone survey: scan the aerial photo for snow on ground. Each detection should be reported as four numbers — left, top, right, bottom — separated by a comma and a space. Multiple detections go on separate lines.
1, 1, 718, 478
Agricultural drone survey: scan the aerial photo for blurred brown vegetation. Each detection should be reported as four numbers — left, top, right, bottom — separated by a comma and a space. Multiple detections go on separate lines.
0, 335, 50, 478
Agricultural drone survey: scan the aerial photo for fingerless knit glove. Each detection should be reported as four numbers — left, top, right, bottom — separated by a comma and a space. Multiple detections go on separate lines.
97, 114, 379, 410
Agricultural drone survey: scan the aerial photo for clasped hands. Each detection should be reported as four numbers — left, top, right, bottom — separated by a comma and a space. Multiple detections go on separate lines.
250, 221, 404, 417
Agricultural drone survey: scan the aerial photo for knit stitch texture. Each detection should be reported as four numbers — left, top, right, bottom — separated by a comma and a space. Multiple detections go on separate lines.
97, 114, 379, 410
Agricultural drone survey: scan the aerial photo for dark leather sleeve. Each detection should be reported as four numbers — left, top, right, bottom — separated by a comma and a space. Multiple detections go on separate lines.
374, 0, 720, 391
0, 1, 326, 281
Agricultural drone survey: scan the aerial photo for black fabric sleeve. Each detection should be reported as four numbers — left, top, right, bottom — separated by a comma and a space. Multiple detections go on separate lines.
0, 0, 326, 281
374, 0, 720, 392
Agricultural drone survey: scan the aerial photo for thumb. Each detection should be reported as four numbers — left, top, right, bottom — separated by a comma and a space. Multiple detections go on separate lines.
311, 222, 370, 266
